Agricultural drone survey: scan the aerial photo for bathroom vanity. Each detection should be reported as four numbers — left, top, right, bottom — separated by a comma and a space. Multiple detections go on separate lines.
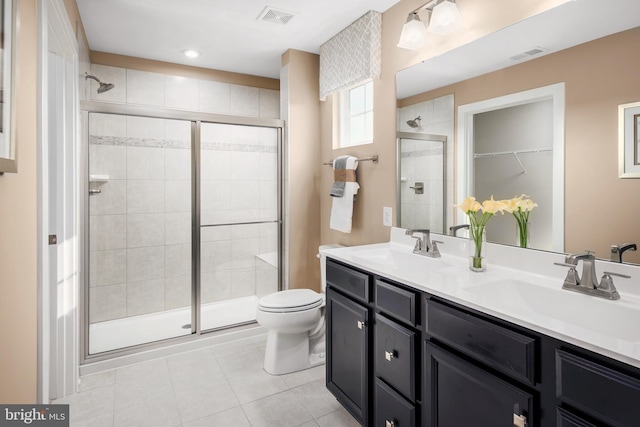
323, 229, 640, 427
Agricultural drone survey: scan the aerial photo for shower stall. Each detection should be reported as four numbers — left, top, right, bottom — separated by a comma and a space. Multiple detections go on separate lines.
83, 102, 283, 357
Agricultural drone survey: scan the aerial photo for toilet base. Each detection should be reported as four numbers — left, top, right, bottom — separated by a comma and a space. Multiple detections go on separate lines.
263, 330, 326, 375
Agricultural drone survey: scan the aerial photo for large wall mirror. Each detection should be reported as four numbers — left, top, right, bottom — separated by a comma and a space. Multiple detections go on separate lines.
396, 0, 640, 264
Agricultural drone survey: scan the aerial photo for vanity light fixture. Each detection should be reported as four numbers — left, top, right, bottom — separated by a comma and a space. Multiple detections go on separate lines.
182, 49, 200, 58
428, 0, 462, 35
397, 0, 462, 50
397, 13, 429, 50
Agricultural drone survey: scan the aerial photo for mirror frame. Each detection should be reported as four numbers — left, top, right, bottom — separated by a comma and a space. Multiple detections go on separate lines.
0, 0, 18, 174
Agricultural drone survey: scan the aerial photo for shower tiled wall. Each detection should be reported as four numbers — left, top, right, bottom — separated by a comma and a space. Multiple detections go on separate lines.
397, 94, 455, 229
88, 64, 280, 324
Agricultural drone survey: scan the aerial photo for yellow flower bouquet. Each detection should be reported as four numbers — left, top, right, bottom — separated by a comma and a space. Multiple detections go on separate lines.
504, 194, 538, 248
457, 196, 507, 271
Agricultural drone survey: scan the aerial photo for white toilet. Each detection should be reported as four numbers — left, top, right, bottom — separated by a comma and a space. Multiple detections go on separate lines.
256, 244, 343, 375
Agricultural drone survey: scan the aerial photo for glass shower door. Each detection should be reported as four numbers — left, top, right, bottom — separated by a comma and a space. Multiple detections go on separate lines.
87, 112, 193, 354
199, 122, 280, 331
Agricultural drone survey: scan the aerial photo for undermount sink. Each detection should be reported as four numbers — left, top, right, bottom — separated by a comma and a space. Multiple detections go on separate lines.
464, 279, 640, 342
350, 247, 454, 270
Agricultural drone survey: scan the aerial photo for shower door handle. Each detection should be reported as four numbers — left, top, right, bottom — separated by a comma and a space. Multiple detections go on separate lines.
409, 182, 424, 194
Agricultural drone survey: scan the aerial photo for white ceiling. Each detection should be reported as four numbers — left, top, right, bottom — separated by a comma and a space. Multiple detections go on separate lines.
76, 0, 401, 79
396, 0, 640, 99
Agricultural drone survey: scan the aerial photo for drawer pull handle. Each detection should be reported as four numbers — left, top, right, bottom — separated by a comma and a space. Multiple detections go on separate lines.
385, 350, 395, 361
513, 413, 527, 427
385, 420, 395, 427
357, 321, 366, 330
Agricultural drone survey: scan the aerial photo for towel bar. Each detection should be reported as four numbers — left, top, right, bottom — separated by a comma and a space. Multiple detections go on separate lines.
323, 155, 378, 166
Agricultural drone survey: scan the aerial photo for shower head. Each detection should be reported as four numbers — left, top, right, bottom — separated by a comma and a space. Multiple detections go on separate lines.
407, 116, 421, 128
85, 73, 115, 94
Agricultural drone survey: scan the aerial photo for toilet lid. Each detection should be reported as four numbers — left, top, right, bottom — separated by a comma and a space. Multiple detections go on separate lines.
259, 289, 323, 310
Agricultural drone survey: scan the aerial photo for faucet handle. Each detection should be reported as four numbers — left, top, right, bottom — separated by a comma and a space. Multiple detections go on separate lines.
430, 240, 444, 258
598, 271, 629, 300
554, 262, 581, 287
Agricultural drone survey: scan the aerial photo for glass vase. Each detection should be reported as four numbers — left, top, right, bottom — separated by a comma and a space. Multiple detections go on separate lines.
469, 225, 486, 272
516, 221, 530, 248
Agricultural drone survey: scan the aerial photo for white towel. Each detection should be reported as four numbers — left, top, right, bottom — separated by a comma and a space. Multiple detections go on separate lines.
330, 157, 359, 233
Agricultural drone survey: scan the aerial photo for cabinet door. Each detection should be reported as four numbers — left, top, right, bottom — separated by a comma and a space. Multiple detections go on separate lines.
327, 287, 370, 425
425, 342, 534, 427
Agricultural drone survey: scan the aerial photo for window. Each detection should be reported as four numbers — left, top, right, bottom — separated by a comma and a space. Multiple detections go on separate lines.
338, 80, 373, 147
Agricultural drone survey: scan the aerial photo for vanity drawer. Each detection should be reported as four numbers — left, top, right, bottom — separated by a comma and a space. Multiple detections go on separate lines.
375, 279, 417, 326
375, 379, 416, 427
375, 313, 417, 401
426, 299, 536, 385
326, 259, 371, 303
556, 349, 640, 427
556, 407, 599, 427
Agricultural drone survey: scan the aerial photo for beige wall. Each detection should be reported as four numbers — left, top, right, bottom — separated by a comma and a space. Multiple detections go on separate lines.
282, 50, 322, 291
319, 0, 566, 247
402, 28, 640, 262
0, 0, 38, 403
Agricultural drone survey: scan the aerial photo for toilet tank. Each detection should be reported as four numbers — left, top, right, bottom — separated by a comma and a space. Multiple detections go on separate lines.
318, 244, 344, 292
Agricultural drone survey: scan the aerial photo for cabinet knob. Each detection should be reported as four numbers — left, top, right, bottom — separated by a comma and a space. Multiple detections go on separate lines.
385, 420, 395, 427
357, 320, 366, 330
385, 350, 395, 361
513, 413, 527, 427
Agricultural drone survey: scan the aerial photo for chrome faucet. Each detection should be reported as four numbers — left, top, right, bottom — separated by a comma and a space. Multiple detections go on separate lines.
555, 251, 630, 300
405, 229, 442, 258
449, 224, 470, 237
610, 242, 637, 263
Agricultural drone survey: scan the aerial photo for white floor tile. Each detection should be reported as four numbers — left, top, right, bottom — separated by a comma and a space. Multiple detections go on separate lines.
227, 368, 289, 403
174, 379, 240, 423
242, 390, 314, 427
293, 378, 342, 419
316, 407, 361, 427
64, 336, 359, 427
183, 406, 250, 427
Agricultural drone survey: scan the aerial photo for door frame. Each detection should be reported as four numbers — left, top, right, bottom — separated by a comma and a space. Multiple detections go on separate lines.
456, 83, 565, 252
37, 0, 80, 402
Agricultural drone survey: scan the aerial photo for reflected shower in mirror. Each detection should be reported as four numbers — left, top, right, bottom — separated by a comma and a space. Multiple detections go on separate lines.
397, 132, 447, 233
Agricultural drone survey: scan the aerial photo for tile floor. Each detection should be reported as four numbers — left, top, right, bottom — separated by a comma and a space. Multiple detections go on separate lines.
54, 335, 360, 427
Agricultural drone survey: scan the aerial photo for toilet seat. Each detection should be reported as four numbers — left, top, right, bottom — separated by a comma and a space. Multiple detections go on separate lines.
258, 289, 323, 313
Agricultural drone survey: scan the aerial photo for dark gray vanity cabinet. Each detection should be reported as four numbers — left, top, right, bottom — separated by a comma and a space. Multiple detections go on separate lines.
326, 257, 640, 427
326, 259, 372, 426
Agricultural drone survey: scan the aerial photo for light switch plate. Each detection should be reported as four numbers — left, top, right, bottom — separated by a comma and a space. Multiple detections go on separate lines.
383, 207, 392, 227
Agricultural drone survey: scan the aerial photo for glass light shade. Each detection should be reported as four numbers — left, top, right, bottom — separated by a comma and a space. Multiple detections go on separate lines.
428, 0, 462, 35
397, 13, 428, 50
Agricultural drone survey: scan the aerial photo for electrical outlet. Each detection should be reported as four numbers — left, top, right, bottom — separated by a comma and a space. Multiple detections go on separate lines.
383, 207, 392, 227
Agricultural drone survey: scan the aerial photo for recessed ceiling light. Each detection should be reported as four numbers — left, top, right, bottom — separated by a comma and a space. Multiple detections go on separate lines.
182, 49, 200, 58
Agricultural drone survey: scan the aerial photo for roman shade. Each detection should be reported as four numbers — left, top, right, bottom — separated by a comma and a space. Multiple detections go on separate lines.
319, 10, 382, 101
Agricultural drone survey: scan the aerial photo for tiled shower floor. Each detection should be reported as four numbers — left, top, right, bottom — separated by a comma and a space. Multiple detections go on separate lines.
54, 335, 359, 427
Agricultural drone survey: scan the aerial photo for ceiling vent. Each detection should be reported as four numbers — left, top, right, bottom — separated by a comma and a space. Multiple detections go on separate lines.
258, 6, 296, 25
510, 47, 549, 61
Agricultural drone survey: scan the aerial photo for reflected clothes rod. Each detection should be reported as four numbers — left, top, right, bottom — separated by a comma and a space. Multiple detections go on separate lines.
474, 148, 552, 174
323, 155, 379, 166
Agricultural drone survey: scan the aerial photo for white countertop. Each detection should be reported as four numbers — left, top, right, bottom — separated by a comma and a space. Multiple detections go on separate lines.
322, 227, 640, 369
